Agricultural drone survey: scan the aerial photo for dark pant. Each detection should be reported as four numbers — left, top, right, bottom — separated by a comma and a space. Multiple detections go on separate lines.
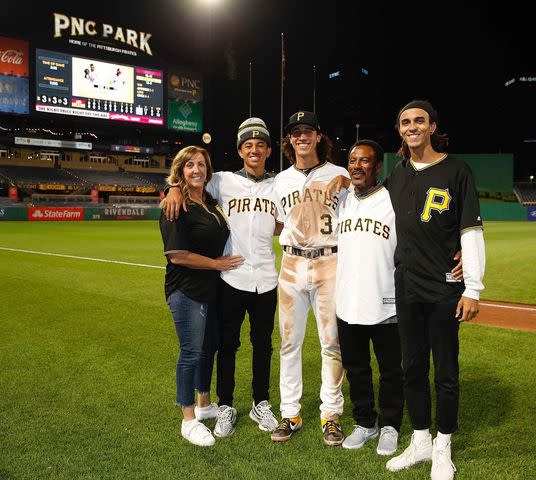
167, 289, 218, 407
337, 317, 404, 430
396, 300, 460, 434
216, 281, 277, 406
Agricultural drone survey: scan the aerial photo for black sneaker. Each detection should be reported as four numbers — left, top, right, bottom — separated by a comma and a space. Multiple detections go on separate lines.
322, 419, 344, 446
270, 416, 302, 442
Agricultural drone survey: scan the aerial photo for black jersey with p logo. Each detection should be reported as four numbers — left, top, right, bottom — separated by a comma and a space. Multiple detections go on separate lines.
386, 155, 483, 303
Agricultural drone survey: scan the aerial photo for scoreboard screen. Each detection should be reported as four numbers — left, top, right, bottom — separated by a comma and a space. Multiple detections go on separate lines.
35, 49, 163, 125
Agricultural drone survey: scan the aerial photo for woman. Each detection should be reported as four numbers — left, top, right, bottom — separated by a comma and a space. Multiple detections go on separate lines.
160, 146, 244, 447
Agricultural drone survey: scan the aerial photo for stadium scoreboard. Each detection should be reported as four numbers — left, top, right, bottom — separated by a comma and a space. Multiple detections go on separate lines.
35, 49, 163, 125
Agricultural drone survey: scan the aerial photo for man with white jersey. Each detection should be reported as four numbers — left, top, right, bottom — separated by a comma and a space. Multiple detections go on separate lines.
335, 140, 403, 456
328, 100, 480, 479
270, 111, 349, 446
163, 117, 281, 437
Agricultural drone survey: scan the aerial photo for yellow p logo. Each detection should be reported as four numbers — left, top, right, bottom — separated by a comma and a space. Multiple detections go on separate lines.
297, 112, 304, 121
252, 130, 259, 137
421, 188, 451, 222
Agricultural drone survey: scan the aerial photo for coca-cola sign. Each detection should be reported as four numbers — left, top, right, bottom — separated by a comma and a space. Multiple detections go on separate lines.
0, 50, 24, 65
0, 37, 28, 77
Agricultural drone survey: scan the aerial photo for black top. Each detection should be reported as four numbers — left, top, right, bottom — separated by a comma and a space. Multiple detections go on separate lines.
386, 155, 482, 303
160, 199, 230, 302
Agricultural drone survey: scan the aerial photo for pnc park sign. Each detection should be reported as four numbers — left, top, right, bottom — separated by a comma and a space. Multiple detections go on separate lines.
53, 13, 153, 56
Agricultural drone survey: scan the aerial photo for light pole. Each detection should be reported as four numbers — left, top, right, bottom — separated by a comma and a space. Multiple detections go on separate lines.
356, 123, 360, 141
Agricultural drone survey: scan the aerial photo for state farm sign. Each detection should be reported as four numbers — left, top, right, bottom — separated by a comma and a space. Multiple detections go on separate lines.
28, 207, 83, 221
0, 36, 29, 77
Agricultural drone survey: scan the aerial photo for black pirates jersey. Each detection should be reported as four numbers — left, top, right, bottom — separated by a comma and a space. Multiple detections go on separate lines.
386, 155, 483, 303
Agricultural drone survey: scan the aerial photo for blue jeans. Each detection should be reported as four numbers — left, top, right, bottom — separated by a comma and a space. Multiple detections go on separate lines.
166, 289, 217, 407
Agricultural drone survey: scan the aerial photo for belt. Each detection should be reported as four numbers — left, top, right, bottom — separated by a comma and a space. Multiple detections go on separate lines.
282, 245, 338, 259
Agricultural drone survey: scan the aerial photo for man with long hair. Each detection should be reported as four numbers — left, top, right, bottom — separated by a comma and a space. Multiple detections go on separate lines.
270, 111, 349, 445
385, 100, 485, 479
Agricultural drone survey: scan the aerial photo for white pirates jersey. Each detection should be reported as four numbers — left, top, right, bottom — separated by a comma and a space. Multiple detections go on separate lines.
207, 170, 279, 293
273, 162, 349, 248
335, 185, 397, 325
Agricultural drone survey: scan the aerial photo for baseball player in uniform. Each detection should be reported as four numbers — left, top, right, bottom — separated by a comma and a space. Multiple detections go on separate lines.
270, 111, 349, 446
384, 100, 485, 480
164, 118, 281, 437
335, 140, 403, 456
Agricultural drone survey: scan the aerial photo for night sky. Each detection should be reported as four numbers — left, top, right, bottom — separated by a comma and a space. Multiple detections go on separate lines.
2, 1, 534, 178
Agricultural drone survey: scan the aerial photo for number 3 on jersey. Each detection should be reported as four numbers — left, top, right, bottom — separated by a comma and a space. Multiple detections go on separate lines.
320, 213, 333, 234
421, 187, 451, 222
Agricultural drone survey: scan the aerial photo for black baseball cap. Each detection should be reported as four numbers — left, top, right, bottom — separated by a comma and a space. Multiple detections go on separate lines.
397, 100, 438, 125
285, 111, 321, 133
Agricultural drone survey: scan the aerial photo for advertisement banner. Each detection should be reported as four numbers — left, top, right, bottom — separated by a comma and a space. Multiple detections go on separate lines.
15, 137, 92, 150
101, 206, 148, 220
28, 207, 84, 221
0, 75, 29, 114
38, 184, 67, 191
528, 206, 536, 221
0, 207, 8, 220
168, 68, 202, 102
0, 37, 29, 115
168, 100, 203, 133
0, 36, 29, 77
111, 144, 154, 154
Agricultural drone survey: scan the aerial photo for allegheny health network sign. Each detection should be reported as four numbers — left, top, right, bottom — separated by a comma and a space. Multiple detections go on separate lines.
168, 101, 202, 133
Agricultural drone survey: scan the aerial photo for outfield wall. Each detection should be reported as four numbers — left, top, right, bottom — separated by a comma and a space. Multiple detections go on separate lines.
0, 206, 161, 221
1, 204, 534, 222
378, 153, 514, 192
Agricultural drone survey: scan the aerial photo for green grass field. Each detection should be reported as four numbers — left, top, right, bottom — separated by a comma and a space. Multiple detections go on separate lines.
1, 220, 535, 479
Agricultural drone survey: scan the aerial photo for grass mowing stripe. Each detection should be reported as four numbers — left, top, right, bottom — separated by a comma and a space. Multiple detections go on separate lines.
0, 246, 165, 269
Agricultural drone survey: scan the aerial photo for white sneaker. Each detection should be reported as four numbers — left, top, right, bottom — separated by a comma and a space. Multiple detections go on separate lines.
214, 405, 237, 438
181, 419, 215, 447
342, 425, 378, 449
249, 400, 279, 432
194, 402, 219, 421
376, 426, 399, 455
386, 433, 433, 472
431, 439, 456, 480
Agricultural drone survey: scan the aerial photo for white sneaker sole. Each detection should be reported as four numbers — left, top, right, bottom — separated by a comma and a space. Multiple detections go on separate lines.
214, 426, 235, 438
249, 410, 276, 432
377, 446, 397, 456
386, 456, 432, 472
182, 434, 215, 447
342, 431, 379, 450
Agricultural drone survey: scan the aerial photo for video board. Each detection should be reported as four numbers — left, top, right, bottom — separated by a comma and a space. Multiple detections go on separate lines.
35, 49, 163, 125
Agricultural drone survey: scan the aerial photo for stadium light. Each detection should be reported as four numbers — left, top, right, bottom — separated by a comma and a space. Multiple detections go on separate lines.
530, 175, 534, 182
199, 0, 221, 5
